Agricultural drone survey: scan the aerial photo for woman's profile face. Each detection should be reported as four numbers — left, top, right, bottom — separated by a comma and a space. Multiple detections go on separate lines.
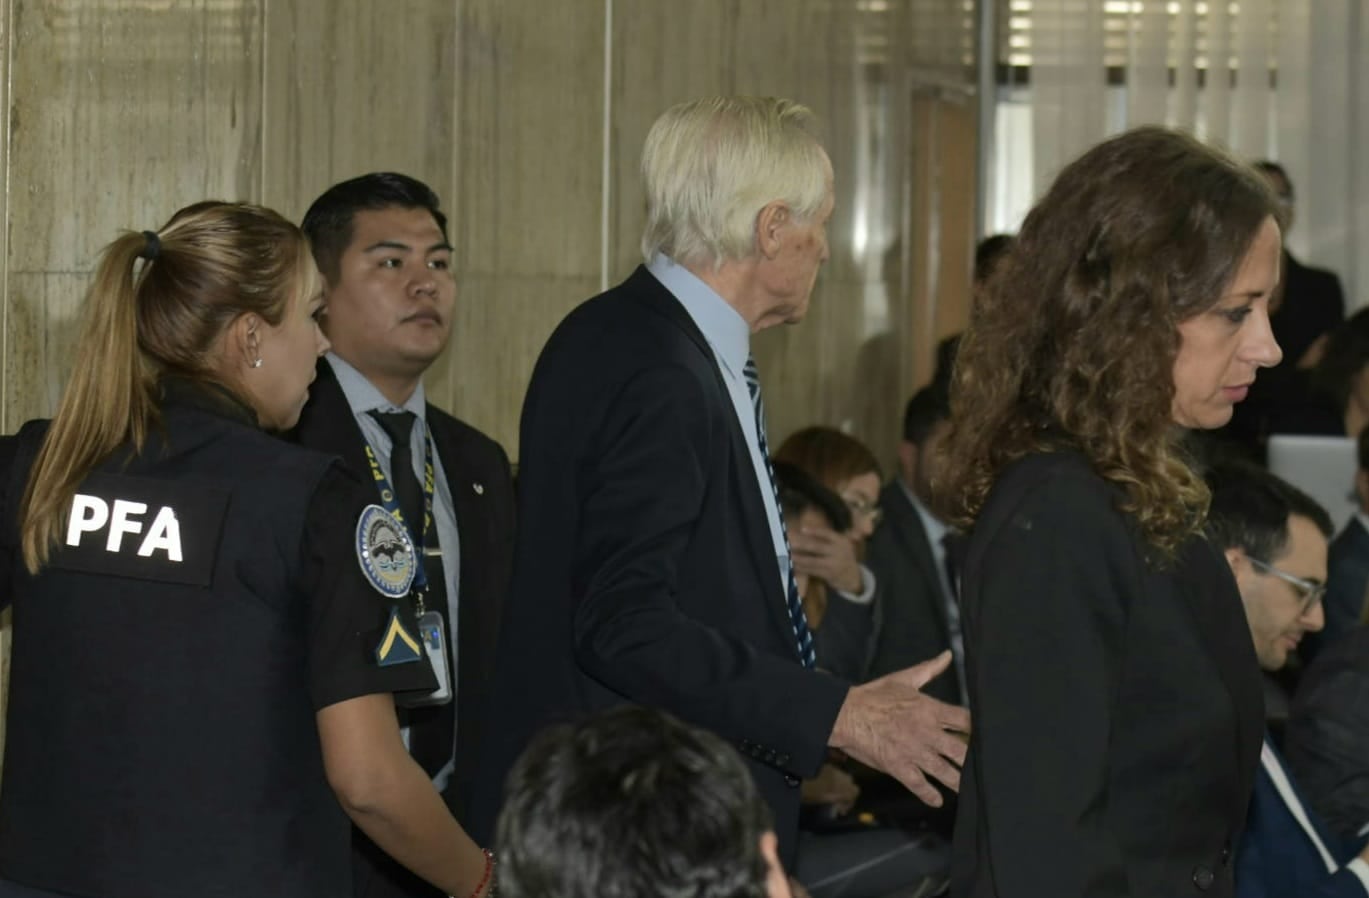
1171, 215, 1283, 429
245, 265, 331, 430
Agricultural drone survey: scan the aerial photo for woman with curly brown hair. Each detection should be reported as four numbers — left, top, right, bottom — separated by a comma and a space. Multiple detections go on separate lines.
940, 127, 1283, 898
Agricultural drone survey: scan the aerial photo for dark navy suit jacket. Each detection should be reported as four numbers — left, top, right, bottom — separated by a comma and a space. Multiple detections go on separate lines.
1236, 737, 1369, 898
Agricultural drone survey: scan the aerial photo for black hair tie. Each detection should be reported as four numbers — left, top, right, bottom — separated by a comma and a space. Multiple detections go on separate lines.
139, 230, 161, 261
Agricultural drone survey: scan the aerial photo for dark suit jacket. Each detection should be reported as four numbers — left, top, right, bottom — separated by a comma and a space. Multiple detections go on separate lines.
1271, 253, 1346, 369
951, 451, 1265, 898
864, 481, 959, 702
811, 584, 875, 682
1304, 518, 1369, 662
470, 266, 849, 863
1236, 738, 1369, 898
1287, 627, 1369, 846
291, 359, 515, 897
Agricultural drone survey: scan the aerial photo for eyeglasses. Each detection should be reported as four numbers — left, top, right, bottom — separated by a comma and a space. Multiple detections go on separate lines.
843, 495, 883, 527
1248, 556, 1326, 613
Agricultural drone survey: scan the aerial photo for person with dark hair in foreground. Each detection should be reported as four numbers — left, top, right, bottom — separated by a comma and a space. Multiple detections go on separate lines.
939, 126, 1282, 897
496, 707, 792, 898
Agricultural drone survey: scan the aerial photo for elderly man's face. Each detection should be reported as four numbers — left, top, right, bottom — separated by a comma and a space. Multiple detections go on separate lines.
751, 150, 834, 329
778, 174, 834, 325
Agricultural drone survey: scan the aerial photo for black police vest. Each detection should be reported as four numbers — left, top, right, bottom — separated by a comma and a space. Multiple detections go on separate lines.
0, 398, 351, 898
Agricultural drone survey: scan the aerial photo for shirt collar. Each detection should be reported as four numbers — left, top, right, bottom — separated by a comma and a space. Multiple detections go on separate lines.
646, 254, 750, 378
325, 353, 427, 421
901, 479, 948, 545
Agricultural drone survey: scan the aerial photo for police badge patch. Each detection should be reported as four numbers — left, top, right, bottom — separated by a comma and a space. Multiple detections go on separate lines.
355, 504, 416, 598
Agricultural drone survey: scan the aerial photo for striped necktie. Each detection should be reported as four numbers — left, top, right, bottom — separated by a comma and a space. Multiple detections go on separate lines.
743, 355, 817, 669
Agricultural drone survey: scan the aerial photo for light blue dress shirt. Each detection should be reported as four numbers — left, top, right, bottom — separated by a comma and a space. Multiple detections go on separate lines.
325, 353, 462, 790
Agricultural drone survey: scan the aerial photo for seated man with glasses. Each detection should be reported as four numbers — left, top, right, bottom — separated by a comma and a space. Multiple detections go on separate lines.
1204, 462, 1369, 898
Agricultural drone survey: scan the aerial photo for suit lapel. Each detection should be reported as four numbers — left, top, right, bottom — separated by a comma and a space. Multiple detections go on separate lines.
883, 484, 953, 637
1176, 536, 1266, 824
425, 412, 494, 794
631, 267, 797, 657
1350, 517, 1369, 553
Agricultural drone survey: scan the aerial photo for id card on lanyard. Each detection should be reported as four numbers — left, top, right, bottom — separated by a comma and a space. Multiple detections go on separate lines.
364, 425, 452, 705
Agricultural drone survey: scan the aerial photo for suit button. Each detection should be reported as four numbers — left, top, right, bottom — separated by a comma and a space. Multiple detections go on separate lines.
764, 749, 777, 764
777, 753, 791, 767
784, 775, 800, 787
1192, 866, 1214, 890
1220, 847, 1231, 865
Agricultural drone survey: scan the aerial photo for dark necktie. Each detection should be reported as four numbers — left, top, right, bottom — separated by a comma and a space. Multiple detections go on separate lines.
941, 531, 968, 703
369, 410, 455, 778
941, 531, 961, 601
370, 410, 424, 533
743, 356, 817, 668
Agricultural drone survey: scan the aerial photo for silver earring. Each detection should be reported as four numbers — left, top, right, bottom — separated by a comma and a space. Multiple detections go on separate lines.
251, 358, 263, 369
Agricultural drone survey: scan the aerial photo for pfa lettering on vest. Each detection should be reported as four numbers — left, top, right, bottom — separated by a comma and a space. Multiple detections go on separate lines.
67, 495, 183, 561
53, 473, 228, 587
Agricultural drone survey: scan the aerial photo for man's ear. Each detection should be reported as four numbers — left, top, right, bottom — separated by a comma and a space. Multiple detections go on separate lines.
758, 830, 793, 898
896, 440, 917, 483
1223, 546, 1245, 579
755, 201, 791, 260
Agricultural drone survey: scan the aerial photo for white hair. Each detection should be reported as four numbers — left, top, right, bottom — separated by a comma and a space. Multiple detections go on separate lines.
640, 96, 830, 268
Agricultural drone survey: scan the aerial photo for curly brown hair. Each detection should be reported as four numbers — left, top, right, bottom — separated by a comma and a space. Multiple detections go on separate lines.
937, 127, 1281, 557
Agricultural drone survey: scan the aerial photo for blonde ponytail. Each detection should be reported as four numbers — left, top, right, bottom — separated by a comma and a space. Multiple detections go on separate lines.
19, 233, 159, 572
18, 202, 309, 573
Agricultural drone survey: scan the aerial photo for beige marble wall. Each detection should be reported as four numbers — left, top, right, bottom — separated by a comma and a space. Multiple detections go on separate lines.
0, 0, 977, 766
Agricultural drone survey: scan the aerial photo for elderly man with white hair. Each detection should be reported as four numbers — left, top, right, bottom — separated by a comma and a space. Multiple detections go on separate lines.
470, 96, 970, 870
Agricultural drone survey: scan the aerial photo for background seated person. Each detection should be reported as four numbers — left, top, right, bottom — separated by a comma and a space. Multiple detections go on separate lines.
773, 460, 869, 681
1302, 426, 1369, 664
1203, 462, 1369, 896
774, 427, 884, 682
774, 461, 951, 898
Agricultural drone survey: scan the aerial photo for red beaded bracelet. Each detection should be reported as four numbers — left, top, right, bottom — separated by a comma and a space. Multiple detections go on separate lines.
468, 848, 495, 898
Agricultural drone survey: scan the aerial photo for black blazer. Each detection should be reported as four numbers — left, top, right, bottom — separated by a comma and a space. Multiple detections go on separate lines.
952, 452, 1264, 898
1270, 253, 1346, 369
1301, 517, 1369, 664
865, 480, 960, 703
470, 266, 849, 863
1286, 626, 1369, 846
291, 358, 516, 819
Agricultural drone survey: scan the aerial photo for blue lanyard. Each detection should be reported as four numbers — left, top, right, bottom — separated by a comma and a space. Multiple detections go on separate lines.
363, 425, 436, 592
